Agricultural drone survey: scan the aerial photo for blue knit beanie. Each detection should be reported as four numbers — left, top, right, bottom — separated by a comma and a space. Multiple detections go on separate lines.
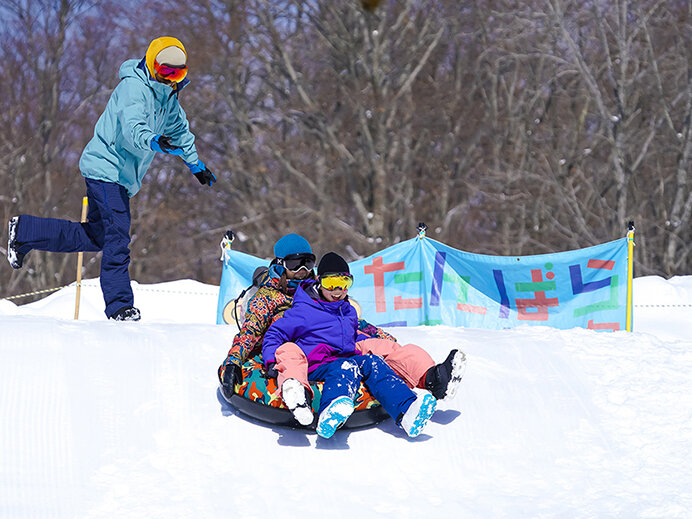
273, 233, 312, 258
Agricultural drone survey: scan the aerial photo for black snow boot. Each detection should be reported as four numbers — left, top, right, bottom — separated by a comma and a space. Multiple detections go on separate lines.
109, 306, 141, 322
424, 349, 467, 400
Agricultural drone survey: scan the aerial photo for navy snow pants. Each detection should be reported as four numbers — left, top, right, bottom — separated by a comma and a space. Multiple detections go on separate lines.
16, 177, 133, 318
310, 354, 417, 421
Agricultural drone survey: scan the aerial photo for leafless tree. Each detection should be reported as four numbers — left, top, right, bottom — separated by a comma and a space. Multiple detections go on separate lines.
0, 0, 114, 299
2, 0, 690, 303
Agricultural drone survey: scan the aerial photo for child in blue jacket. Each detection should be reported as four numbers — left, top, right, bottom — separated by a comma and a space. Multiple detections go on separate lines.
262, 252, 437, 439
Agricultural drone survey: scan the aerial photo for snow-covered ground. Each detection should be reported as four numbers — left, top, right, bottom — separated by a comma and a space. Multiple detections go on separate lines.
1, 275, 691, 518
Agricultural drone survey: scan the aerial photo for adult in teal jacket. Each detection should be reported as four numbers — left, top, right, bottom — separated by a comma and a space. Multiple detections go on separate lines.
7, 37, 215, 321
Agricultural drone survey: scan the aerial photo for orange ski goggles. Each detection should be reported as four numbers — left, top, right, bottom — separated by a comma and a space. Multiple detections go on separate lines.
154, 61, 188, 82
319, 273, 354, 291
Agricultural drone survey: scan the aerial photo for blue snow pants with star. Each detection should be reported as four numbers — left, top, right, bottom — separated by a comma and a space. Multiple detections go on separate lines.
310, 354, 417, 422
16, 177, 133, 318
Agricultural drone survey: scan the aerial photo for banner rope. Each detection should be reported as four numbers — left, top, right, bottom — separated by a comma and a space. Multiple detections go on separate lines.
2, 282, 218, 302
2, 286, 67, 301
633, 304, 692, 307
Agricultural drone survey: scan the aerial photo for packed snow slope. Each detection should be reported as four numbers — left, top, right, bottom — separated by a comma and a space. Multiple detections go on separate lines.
1, 276, 691, 518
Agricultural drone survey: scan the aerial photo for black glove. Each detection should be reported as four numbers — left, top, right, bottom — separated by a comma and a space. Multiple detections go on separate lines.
185, 160, 216, 186
193, 168, 216, 186
150, 135, 184, 155
265, 362, 278, 379
219, 363, 243, 401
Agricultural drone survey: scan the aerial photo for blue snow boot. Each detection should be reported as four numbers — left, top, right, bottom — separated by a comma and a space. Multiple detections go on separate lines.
399, 392, 437, 438
316, 395, 354, 439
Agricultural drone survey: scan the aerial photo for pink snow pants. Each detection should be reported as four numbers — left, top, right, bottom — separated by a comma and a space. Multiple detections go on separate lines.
275, 339, 435, 397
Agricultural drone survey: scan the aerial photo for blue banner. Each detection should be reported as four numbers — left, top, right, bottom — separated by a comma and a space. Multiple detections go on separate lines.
216, 249, 267, 325
217, 236, 630, 331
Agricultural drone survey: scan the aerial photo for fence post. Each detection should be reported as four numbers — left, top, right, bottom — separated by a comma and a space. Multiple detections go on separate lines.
74, 197, 89, 320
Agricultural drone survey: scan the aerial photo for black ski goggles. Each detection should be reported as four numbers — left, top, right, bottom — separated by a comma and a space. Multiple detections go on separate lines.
280, 253, 316, 272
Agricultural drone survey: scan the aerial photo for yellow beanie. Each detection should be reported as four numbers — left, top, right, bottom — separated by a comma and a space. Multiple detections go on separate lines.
145, 37, 187, 78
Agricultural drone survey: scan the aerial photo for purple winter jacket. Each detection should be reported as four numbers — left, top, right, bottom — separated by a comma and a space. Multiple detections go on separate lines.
261, 281, 364, 373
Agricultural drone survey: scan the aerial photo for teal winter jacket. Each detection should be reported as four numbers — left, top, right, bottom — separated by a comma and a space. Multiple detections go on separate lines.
79, 58, 199, 197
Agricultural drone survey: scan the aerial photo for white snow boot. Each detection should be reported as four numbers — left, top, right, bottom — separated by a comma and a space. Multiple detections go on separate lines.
316, 395, 354, 439
424, 349, 467, 400
281, 378, 314, 426
400, 392, 437, 438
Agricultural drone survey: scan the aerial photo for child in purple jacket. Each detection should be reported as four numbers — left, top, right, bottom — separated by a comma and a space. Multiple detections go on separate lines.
262, 252, 437, 439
